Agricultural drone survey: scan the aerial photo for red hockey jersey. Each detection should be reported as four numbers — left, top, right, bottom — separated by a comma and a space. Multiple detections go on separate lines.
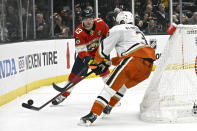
74, 18, 109, 59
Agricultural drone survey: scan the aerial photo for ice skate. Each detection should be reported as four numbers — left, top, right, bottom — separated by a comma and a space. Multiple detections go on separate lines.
51, 92, 70, 105
51, 95, 66, 105
102, 105, 112, 118
78, 112, 97, 126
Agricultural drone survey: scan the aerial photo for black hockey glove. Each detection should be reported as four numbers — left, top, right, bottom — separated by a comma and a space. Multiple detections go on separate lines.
88, 59, 110, 75
94, 61, 110, 75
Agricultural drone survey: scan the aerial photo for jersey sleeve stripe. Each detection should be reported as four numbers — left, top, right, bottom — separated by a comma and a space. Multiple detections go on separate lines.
100, 40, 108, 58
75, 45, 87, 53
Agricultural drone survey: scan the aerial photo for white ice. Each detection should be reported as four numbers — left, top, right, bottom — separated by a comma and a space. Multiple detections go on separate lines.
0, 76, 197, 131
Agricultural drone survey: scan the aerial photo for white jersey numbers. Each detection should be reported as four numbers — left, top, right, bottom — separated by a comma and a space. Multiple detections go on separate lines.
136, 30, 148, 45
98, 24, 150, 58
75, 28, 83, 35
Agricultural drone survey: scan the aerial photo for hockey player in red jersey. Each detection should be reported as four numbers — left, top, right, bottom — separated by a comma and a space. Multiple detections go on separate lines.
52, 8, 110, 105
79, 11, 156, 126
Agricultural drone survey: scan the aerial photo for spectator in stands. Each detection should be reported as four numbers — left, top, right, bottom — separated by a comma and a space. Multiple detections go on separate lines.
144, 19, 157, 34
75, 4, 82, 27
144, 4, 154, 18
6, 5, 20, 41
185, 10, 193, 19
60, 6, 72, 36
114, 7, 121, 14
161, 0, 168, 8
0, 3, 8, 42
147, 0, 152, 5
174, 4, 180, 15
187, 12, 197, 25
105, 8, 120, 28
173, 4, 180, 23
173, 14, 179, 24
195, 1, 197, 11
118, 4, 126, 11
0, 22, 8, 42
155, 3, 169, 32
136, 20, 143, 30
138, 0, 158, 17
35, 12, 48, 39
54, 13, 70, 38
148, 19, 157, 34
135, 12, 141, 25
182, 14, 189, 24
139, 13, 149, 32
22, 7, 34, 40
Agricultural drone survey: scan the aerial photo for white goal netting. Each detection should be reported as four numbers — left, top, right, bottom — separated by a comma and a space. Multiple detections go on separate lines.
140, 25, 197, 123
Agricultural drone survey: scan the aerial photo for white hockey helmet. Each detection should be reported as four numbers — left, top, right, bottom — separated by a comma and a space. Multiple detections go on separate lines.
116, 11, 134, 24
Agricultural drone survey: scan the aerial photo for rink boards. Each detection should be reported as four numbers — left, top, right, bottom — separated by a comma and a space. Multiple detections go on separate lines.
0, 35, 169, 106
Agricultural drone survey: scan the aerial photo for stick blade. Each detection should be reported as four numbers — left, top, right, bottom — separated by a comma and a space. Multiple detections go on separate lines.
52, 83, 65, 92
22, 103, 40, 111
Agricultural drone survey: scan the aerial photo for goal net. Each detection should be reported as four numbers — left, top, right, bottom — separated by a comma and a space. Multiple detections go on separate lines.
140, 25, 197, 123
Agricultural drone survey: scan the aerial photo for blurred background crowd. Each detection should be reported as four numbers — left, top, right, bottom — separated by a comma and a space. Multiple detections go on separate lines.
0, 0, 197, 43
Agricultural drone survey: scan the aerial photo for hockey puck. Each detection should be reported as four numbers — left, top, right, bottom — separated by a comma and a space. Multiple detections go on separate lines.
27, 99, 34, 105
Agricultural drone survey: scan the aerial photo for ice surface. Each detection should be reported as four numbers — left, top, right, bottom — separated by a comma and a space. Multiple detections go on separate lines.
0, 76, 197, 131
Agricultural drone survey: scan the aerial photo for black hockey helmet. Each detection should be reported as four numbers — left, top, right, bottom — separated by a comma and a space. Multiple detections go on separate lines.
81, 8, 94, 20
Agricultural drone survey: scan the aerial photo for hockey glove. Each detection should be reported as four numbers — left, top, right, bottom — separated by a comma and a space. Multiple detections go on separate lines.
88, 59, 110, 75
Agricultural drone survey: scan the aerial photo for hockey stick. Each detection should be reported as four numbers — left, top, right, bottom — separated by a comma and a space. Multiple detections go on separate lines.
52, 66, 89, 92
52, 70, 94, 92
22, 69, 93, 111
53, 83, 69, 92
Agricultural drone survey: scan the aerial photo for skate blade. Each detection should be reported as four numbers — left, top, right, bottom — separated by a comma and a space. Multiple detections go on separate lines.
101, 113, 109, 119
49, 104, 65, 107
115, 102, 121, 107
77, 119, 92, 127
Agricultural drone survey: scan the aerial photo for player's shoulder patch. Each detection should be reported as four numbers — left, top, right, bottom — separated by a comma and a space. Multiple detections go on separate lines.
75, 37, 81, 45
94, 18, 104, 24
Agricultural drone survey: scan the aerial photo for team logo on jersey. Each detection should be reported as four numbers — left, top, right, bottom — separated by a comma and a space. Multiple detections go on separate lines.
149, 39, 157, 50
75, 38, 80, 44
87, 42, 99, 51
97, 30, 101, 36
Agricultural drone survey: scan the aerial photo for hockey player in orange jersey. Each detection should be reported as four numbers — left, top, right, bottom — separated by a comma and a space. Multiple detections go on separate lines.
79, 11, 156, 126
